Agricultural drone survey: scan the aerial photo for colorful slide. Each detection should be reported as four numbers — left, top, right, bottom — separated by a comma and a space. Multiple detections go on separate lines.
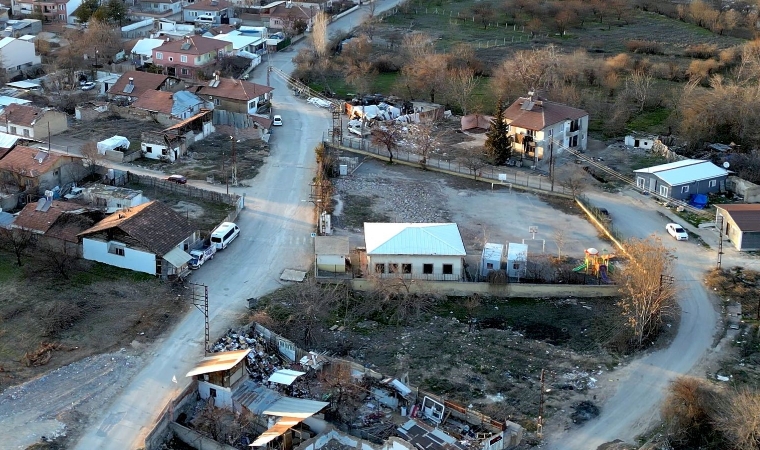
599, 264, 609, 283
573, 262, 588, 272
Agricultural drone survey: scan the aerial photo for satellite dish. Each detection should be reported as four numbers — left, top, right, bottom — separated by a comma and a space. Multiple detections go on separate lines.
723, 162, 730, 169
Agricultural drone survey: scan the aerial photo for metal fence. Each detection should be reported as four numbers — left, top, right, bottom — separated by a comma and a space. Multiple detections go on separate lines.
577, 194, 626, 244
127, 172, 241, 206
327, 134, 570, 195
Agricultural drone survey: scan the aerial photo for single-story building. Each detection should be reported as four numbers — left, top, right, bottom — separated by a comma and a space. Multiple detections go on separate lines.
363, 222, 466, 281
506, 242, 528, 279
633, 159, 729, 201
480, 242, 504, 277
78, 200, 199, 279
314, 235, 349, 274
11, 199, 101, 255
0, 146, 87, 195
186, 349, 251, 409
81, 184, 146, 213
716, 204, 760, 251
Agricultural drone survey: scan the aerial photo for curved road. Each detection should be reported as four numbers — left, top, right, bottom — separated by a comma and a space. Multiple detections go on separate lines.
544, 189, 719, 449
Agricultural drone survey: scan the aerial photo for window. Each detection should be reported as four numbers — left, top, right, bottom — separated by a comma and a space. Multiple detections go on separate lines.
402, 263, 412, 274
709, 180, 717, 188
209, 388, 217, 398
180, 55, 187, 63
248, 100, 256, 110
23, 129, 29, 137
636, 177, 645, 189
145, 146, 152, 153
58, 14, 64, 19
9, 126, 16, 134
214, 98, 220, 106
486, 263, 494, 270
659, 185, 668, 196
389, 263, 398, 273
681, 185, 689, 194
168, 57, 173, 62
181, 68, 189, 75
108, 242, 126, 256
526, 129, 536, 138
53, 169, 59, 176
570, 135, 578, 147
374, 263, 385, 273
569, 118, 580, 132
513, 263, 520, 270
423, 264, 433, 274
156, 52, 163, 60
547, 129, 553, 137
443, 264, 453, 275
58, 4, 63, 9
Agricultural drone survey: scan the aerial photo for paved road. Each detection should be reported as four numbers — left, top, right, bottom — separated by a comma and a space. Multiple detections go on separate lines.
71, 2, 402, 449
543, 189, 720, 449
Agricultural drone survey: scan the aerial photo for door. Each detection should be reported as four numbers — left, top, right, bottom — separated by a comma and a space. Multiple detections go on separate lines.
649, 177, 656, 192
659, 185, 668, 197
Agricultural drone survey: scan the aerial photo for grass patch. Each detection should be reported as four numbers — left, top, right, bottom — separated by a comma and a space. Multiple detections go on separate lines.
0, 254, 21, 283
627, 107, 672, 133
69, 262, 154, 287
630, 154, 669, 170
674, 209, 711, 227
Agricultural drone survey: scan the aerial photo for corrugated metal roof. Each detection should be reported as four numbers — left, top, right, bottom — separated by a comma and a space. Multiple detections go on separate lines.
163, 247, 192, 268
232, 380, 282, 414
633, 159, 728, 186
267, 369, 305, 386
262, 397, 329, 418
314, 236, 349, 255
364, 223, 466, 256
717, 204, 760, 232
185, 349, 250, 377
249, 417, 304, 447
507, 243, 528, 261
0, 131, 19, 149
172, 91, 203, 117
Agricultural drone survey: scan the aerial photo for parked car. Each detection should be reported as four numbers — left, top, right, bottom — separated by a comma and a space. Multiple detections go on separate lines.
272, 115, 283, 126
189, 245, 217, 269
80, 82, 96, 91
166, 174, 187, 184
666, 223, 689, 241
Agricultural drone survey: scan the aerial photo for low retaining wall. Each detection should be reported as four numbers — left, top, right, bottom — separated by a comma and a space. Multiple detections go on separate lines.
727, 175, 760, 203
169, 422, 238, 450
348, 279, 617, 298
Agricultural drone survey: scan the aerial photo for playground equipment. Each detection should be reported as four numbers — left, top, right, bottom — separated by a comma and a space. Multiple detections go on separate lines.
573, 248, 615, 281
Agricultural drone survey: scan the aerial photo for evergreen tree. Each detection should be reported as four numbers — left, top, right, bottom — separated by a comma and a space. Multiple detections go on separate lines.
484, 98, 511, 165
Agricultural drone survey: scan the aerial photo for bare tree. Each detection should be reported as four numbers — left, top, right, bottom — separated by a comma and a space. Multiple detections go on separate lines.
561, 170, 587, 197
458, 146, 487, 180
715, 388, 760, 450
0, 227, 34, 266
80, 141, 104, 177
399, 53, 448, 103
312, 12, 330, 59
617, 236, 677, 347
409, 122, 439, 168
371, 123, 403, 164
661, 376, 721, 447
471, 1, 496, 29
38, 240, 78, 280
491, 45, 560, 100
464, 294, 481, 332
626, 68, 654, 112
366, 271, 437, 324
445, 66, 478, 115
553, 228, 568, 259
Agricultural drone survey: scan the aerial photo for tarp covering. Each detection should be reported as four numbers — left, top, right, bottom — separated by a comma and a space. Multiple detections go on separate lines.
97, 136, 130, 154
267, 369, 305, 386
163, 247, 192, 268
461, 114, 494, 131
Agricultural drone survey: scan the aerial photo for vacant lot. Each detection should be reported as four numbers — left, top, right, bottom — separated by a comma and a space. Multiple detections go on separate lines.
61, 116, 165, 150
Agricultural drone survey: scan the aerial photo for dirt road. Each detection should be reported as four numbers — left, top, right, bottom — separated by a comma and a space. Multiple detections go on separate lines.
543, 189, 720, 449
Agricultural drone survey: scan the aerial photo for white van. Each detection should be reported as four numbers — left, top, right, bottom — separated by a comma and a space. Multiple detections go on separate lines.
210, 222, 240, 250
195, 15, 215, 24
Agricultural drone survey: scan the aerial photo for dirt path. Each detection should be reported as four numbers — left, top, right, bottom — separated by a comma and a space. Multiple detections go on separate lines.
542, 189, 721, 448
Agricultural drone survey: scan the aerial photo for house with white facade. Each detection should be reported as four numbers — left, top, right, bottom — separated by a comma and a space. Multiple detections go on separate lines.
0, 36, 40, 76
186, 349, 251, 409
12, 0, 81, 23
0, 103, 67, 139
503, 93, 588, 164
128, 38, 165, 66
363, 223, 466, 281
81, 184, 146, 213
78, 200, 199, 279
183, 0, 233, 24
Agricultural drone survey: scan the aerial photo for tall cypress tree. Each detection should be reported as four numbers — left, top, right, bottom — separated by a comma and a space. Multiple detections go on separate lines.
484, 99, 511, 165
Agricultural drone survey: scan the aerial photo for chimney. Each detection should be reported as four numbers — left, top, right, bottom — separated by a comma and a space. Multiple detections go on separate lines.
129, 77, 134, 85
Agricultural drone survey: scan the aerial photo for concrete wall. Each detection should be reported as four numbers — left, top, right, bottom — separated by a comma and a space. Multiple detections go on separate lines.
198, 380, 233, 408
349, 279, 617, 298
169, 422, 238, 450
82, 238, 156, 274
317, 254, 345, 273
727, 175, 760, 203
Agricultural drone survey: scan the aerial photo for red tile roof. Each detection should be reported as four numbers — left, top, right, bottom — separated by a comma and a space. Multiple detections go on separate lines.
0, 146, 75, 178
269, 3, 315, 20
196, 78, 273, 102
250, 114, 272, 129
0, 104, 46, 127
107, 71, 169, 99
78, 200, 195, 255
154, 35, 231, 55
504, 97, 587, 131
132, 90, 174, 114
184, 0, 231, 10
12, 200, 88, 234
717, 204, 760, 232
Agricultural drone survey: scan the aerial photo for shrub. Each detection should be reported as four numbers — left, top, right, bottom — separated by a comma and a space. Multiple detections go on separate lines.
625, 40, 663, 55
372, 54, 402, 73
684, 43, 718, 59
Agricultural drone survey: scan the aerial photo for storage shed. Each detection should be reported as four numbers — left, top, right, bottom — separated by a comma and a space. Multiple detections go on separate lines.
716, 204, 760, 251
314, 236, 349, 274
480, 243, 504, 277
506, 243, 528, 279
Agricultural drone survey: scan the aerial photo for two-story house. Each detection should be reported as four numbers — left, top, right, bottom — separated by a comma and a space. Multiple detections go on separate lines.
195, 76, 273, 113
268, 2, 317, 32
183, 0, 233, 24
502, 93, 588, 164
0, 104, 68, 139
0, 36, 41, 76
132, 0, 183, 20
152, 35, 232, 79
106, 70, 183, 103
13, 0, 82, 23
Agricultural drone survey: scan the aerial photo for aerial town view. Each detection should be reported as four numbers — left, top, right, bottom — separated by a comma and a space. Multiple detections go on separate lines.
1, 0, 760, 449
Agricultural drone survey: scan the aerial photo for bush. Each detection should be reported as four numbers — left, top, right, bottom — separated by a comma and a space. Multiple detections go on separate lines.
684, 43, 718, 59
39, 301, 83, 336
625, 40, 663, 55
372, 54, 402, 73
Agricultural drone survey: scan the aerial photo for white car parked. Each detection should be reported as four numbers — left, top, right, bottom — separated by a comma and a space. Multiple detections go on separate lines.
666, 223, 689, 241
272, 115, 282, 126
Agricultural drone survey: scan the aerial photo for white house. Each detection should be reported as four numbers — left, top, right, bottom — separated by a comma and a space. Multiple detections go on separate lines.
315, 235, 349, 274
0, 36, 41, 75
129, 38, 166, 66
82, 184, 146, 213
364, 223, 467, 281
506, 243, 528, 279
78, 200, 198, 279
503, 93, 588, 164
212, 31, 266, 54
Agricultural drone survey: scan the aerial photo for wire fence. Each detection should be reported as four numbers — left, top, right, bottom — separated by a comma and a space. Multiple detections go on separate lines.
327, 134, 570, 196
577, 194, 627, 244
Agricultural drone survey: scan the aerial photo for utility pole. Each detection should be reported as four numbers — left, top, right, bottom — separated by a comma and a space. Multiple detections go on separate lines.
549, 139, 555, 192
537, 368, 545, 439
717, 215, 724, 268
230, 135, 238, 187
222, 151, 228, 195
